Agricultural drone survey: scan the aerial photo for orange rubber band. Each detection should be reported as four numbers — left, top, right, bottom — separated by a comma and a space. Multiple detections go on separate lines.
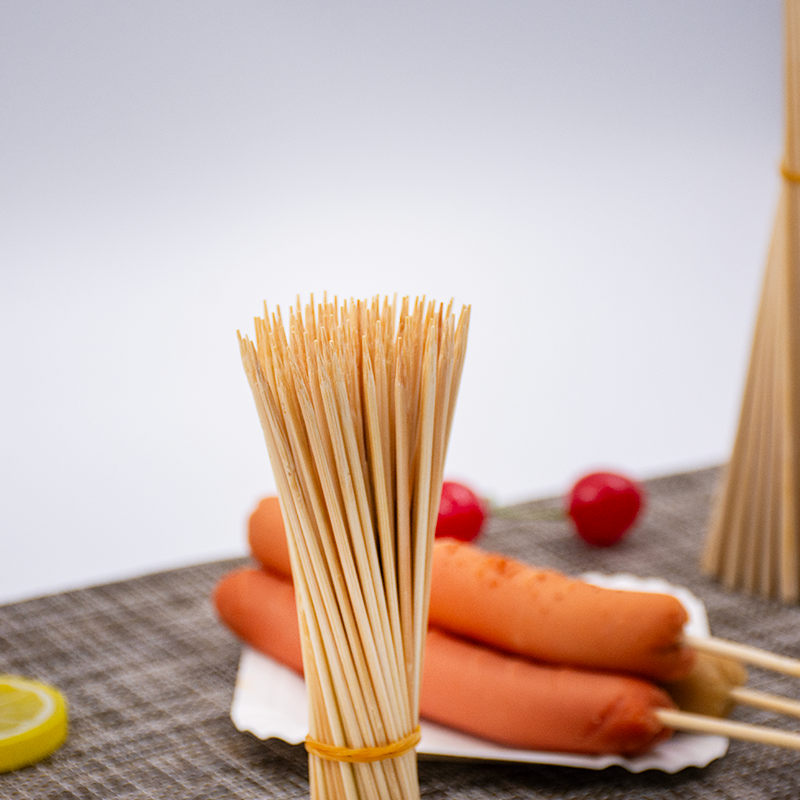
781, 161, 800, 183
304, 726, 422, 763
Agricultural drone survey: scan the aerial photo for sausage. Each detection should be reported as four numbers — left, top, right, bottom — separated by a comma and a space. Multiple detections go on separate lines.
247, 497, 695, 682
429, 538, 696, 682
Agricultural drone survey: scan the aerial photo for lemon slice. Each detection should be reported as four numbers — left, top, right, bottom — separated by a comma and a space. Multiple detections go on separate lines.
0, 675, 68, 773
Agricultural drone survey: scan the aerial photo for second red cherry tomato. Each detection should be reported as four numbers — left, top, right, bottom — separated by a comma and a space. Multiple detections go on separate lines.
566, 471, 645, 546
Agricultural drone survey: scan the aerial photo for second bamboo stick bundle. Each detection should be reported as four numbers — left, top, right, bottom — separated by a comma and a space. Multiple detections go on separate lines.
702, 0, 800, 602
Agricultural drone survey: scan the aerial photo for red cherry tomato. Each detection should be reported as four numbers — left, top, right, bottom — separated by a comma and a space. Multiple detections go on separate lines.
566, 471, 645, 547
435, 481, 486, 542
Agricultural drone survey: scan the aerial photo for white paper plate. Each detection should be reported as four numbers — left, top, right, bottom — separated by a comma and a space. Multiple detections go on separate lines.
230, 573, 728, 773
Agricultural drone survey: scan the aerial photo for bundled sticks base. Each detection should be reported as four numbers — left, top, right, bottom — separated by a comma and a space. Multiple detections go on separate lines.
239, 296, 469, 800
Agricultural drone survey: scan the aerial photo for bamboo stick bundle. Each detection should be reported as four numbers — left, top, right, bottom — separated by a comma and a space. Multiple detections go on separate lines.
239, 295, 470, 800
702, 0, 800, 602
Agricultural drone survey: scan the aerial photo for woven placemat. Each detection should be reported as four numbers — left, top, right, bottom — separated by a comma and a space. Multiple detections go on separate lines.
3, 466, 800, 799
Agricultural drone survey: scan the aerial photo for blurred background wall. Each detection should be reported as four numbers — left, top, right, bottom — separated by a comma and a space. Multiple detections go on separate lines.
1, 1, 783, 602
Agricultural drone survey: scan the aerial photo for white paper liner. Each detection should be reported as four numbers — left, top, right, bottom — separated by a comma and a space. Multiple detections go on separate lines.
231, 573, 728, 773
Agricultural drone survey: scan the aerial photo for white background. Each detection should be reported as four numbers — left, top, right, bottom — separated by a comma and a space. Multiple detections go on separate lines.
1, 1, 783, 603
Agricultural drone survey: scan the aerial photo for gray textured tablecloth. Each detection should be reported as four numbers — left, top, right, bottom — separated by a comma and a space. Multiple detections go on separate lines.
3, 466, 800, 799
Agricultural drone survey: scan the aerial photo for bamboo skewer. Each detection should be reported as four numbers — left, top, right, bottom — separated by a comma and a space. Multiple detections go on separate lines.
729, 686, 800, 719
686, 635, 800, 679
239, 295, 470, 800
656, 709, 800, 752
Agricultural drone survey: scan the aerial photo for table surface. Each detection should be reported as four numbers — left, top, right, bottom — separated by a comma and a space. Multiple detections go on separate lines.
3, 466, 800, 799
